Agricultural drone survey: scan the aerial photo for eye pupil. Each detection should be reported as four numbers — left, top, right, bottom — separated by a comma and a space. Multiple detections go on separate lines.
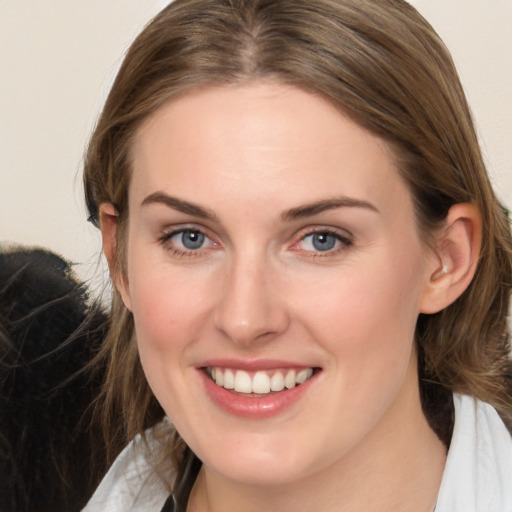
312, 233, 336, 251
182, 231, 204, 249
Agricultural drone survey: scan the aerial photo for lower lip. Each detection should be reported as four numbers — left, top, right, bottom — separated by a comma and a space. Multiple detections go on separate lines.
199, 369, 319, 419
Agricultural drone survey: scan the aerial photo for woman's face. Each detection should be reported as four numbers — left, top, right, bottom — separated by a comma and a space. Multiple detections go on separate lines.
120, 82, 437, 485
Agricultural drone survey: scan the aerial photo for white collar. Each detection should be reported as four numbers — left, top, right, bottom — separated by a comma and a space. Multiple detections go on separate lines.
435, 393, 512, 512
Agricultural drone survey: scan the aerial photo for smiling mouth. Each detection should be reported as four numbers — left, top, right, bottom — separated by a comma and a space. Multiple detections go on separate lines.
205, 367, 317, 395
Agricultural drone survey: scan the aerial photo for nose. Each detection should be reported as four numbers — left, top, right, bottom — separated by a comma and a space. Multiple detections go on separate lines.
214, 251, 290, 347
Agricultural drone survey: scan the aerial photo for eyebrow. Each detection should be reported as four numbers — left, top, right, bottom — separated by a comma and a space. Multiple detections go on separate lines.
280, 197, 379, 221
141, 191, 378, 222
141, 191, 219, 221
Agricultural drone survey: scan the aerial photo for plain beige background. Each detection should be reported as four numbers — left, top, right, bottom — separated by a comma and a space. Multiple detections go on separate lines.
1, 1, 511, 295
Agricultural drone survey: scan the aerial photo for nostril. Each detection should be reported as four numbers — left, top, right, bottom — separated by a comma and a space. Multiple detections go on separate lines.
213, 263, 290, 344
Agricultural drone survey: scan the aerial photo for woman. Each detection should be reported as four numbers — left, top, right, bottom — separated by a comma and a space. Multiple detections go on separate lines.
82, 0, 512, 510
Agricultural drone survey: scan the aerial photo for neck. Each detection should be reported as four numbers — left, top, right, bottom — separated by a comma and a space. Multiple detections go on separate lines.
188, 372, 446, 512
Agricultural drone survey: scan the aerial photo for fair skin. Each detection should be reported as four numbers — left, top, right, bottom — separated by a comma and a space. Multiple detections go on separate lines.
101, 82, 480, 511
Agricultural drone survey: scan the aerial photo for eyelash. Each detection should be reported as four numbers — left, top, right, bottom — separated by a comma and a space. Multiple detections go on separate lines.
292, 228, 353, 258
158, 226, 353, 259
158, 227, 218, 258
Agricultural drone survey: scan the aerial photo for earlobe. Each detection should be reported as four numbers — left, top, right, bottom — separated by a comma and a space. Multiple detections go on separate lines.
420, 203, 482, 314
99, 203, 133, 311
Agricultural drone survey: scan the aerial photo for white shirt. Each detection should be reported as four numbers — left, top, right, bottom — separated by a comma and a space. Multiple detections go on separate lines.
435, 394, 512, 511
83, 394, 512, 511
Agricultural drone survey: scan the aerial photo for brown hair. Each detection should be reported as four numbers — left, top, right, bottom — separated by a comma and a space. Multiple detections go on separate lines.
84, 0, 512, 490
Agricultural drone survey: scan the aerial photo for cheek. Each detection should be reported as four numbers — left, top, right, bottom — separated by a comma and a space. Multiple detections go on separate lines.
125, 255, 210, 368
126, 262, 214, 415
304, 266, 420, 339
294, 246, 426, 382
132, 282, 199, 350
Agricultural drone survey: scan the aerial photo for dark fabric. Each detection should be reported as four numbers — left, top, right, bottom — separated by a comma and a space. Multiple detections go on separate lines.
160, 494, 176, 512
171, 447, 202, 512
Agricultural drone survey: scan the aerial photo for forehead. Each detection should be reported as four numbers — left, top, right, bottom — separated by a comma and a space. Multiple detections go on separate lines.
129, 82, 411, 218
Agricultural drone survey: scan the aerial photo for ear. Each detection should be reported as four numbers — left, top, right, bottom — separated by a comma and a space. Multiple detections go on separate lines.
420, 203, 482, 314
99, 203, 133, 311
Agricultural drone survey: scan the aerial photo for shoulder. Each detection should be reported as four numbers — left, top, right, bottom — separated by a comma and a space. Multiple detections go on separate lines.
82, 422, 173, 512
436, 394, 512, 512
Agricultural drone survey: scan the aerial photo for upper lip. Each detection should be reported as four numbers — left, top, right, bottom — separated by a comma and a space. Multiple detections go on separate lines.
198, 358, 319, 372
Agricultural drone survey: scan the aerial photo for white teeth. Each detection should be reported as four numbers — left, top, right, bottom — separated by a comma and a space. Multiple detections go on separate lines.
223, 369, 235, 389
234, 370, 252, 393
209, 367, 315, 394
284, 370, 296, 389
252, 371, 271, 394
296, 368, 313, 384
214, 368, 224, 387
270, 372, 285, 392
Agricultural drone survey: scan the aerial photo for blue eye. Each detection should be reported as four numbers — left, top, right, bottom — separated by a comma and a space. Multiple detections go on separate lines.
183, 231, 205, 249
310, 233, 337, 251
172, 230, 206, 250
159, 227, 218, 258
298, 231, 351, 254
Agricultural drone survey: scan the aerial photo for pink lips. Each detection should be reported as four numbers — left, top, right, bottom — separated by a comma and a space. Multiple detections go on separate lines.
198, 360, 319, 419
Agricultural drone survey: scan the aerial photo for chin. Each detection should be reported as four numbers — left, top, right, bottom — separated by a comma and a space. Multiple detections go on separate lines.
210, 457, 308, 486
192, 430, 319, 486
